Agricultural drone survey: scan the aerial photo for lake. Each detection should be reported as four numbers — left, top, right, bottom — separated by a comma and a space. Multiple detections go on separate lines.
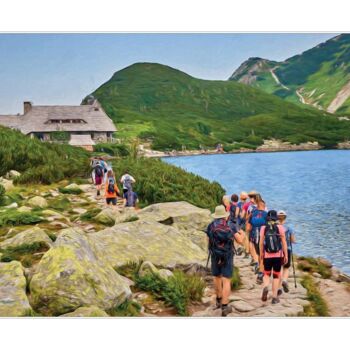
164, 150, 350, 275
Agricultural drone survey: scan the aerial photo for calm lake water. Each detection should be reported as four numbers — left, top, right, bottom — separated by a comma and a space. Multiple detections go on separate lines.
164, 150, 350, 275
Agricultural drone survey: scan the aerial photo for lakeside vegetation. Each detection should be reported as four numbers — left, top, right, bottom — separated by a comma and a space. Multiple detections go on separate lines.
88, 62, 350, 151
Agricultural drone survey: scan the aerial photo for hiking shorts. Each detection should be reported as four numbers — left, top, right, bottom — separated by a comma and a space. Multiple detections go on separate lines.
211, 253, 234, 278
263, 257, 283, 279
284, 250, 292, 268
95, 175, 103, 185
106, 197, 117, 205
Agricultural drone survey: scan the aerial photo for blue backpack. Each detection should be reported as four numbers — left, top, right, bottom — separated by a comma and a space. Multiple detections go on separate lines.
229, 202, 238, 223
250, 208, 267, 228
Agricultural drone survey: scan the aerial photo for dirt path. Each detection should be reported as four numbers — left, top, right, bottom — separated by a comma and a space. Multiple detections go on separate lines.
270, 68, 290, 91
192, 254, 309, 317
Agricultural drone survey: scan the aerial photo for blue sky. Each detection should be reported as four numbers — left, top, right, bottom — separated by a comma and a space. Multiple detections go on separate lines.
0, 33, 337, 113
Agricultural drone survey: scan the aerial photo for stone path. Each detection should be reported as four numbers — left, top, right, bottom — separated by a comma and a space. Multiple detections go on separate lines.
192, 254, 310, 317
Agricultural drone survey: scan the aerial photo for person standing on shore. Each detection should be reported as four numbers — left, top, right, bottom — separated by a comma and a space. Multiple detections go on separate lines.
260, 210, 288, 304
277, 210, 296, 295
206, 205, 245, 316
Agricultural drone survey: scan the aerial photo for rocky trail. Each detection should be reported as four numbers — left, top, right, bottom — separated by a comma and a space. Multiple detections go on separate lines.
0, 175, 349, 317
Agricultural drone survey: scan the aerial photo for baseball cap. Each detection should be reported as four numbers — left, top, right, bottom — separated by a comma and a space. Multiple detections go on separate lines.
277, 210, 287, 216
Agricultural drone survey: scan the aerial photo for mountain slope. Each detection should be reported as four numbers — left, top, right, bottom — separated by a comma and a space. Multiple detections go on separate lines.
229, 34, 350, 114
87, 62, 350, 150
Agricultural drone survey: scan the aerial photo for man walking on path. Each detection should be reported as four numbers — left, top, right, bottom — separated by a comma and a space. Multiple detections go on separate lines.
259, 210, 288, 304
206, 205, 245, 316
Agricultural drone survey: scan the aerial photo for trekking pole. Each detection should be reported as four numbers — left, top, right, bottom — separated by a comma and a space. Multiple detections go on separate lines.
290, 237, 297, 289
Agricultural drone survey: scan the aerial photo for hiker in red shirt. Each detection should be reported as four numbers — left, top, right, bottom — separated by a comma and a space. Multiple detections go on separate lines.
259, 210, 288, 304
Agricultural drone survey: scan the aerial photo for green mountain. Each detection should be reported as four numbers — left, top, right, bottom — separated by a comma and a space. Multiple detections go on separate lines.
230, 34, 350, 114
87, 62, 350, 150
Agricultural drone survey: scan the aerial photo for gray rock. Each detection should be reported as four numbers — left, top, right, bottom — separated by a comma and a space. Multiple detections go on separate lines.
231, 300, 255, 312
5, 202, 18, 209
60, 306, 110, 317
27, 196, 48, 209
5, 170, 21, 179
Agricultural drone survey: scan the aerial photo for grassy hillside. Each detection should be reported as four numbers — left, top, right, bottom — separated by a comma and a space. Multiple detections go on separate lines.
230, 34, 350, 114
0, 126, 90, 184
88, 62, 350, 150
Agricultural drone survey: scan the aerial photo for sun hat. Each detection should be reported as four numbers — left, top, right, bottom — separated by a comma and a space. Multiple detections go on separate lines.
277, 210, 287, 217
248, 190, 258, 197
212, 205, 230, 219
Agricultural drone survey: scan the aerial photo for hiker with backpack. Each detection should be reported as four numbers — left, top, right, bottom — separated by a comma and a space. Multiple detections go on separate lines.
92, 160, 105, 196
120, 171, 136, 206
277, 210, 296, 295
229, 194, 244, 256
222, 195, 231, 212
206, 205, 245, 316
259, 210, 288, 304
105, 170, 121, 206
237, 191, 250, 258
246, 194, 267, 283
124, 189, 139, 208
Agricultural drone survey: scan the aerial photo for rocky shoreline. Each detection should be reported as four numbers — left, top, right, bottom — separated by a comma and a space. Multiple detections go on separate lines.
141, 139, 350, 158
0, 177, 349, 317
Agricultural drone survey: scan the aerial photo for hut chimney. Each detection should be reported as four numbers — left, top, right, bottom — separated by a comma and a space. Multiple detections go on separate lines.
24, 101, 32, 114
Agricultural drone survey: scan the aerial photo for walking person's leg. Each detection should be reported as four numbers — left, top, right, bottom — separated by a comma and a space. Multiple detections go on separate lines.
271, 258, 282, 303
261, 258, 272, 301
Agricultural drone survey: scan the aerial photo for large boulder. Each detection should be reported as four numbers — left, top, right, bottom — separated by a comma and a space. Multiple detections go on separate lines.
27, 196, 48, 209
0, 177, 14, 191
88, 220, 207, 269
138, 201, 211, 231
94, 207, 139, 226
17, 206, 32, 213
0, 261, 32, 316
94, 208, 117, 226
29, 228, 131, 316
60, 306, 109, 317
5, 170, 21, 180
0, 227, 52, 251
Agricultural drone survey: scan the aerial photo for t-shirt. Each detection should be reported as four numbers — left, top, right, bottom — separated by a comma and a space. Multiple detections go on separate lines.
105, 183, 120, 198
243, 201, 253, 212
121, 174, 136, 189
283, 224, 294, 250
260, 224, 286, 258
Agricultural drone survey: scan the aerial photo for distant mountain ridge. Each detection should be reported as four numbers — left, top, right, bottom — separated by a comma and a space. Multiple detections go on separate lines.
87, 62, 350, 150
229, 34, 350, 114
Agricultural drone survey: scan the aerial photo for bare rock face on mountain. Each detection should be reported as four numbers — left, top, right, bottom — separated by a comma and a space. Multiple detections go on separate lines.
137, 201, 211, 231
0, 261, 32, 316
88, 220, 207, 269
29, 228, 131, 316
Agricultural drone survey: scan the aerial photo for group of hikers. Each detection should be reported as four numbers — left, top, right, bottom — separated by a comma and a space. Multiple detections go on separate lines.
206, 190, 296, 316
90, 157, 138, 208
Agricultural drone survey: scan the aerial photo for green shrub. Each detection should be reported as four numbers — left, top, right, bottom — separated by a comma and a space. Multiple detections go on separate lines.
0, 126, 90, 184
231, 266, 241, 290
108, 300, 142, 317
94, 143, 130, 157
0, 242, 50, 267
47, 197, 71, 212
297, 256, 332, 279
80, 208, 102, 221
0, 184, 5, 205
300, 275, 329, 316
58, 187, 83, 195
135, 269, 205, 316
113, 157, 224, 210
0, 210, 43, 227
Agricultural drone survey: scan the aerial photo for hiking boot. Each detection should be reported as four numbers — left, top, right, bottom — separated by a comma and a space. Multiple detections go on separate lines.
250, 259, 256, 266
261, 287, 268, 302
254, 263, 260, 274
243, 252, 250, 259
277, 288, 283, 297
214, 297, 222, 310
271, 297, 280, 305
282, 281, 290, 293
97, 190, 100, 196
221, 304, 232, 317
256, 272, 264, 284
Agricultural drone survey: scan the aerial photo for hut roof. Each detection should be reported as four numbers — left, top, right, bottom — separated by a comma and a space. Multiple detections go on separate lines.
0, 100, 116, 134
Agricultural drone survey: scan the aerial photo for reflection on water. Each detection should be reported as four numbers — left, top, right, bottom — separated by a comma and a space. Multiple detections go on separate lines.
164, 150, 350, 274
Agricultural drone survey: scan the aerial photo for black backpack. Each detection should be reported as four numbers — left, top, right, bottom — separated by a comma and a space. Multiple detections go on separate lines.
95, 165, 103, 177
107, 182, 115, 194
229, 202, 238, 223
208, 219, 234, 266
263, 223, 282, 253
